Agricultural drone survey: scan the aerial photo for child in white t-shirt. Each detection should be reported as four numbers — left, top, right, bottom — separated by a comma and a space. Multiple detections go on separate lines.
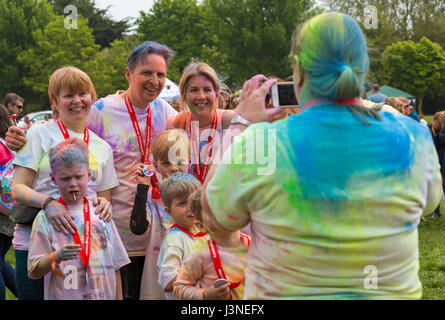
173, 189, 250, 300
156, 173, 207, 300
28, 138, 130, 300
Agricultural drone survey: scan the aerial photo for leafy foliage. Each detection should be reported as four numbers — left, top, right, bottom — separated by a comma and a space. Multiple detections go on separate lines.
48, 0, 131, 48
382, 37, 445, 114
0, 0, 55, 100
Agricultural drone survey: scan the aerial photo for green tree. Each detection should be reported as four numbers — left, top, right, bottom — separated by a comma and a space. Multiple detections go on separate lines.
382, 37, 445, 115
136, 0, 212, 83
98, 35, 140, 96
17, 15, 106, 109
323, 0, 445, 85
48, 0, 130, 48
0, 0, 55, 100
202, 0, 316, 86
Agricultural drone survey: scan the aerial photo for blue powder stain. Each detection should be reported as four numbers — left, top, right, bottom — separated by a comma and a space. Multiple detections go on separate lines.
280, 104, 414, 200
94, 99, 105, 111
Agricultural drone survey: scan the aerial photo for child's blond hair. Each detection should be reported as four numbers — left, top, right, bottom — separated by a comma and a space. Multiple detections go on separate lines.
48, 66, 97, 107
160, 173, 201, 209
151, 129, 190, 163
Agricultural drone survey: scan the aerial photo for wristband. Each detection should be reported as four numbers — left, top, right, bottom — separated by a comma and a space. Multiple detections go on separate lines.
42, 196, 56, 210
48, 252, 62, 277
230, 113, 251, 127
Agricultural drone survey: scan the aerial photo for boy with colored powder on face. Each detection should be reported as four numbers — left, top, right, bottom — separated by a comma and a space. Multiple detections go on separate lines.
27, 138, 130, 300
129, 129, 191, 299
173, 189, 250, 300
156, 173, 207, 300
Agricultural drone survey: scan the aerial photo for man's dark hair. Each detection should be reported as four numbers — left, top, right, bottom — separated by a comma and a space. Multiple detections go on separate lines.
3, 93, 24, 108
127, 41, 175, 71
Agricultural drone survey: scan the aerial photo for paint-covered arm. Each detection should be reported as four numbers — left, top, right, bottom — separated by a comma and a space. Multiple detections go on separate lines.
173, 251, 205, 300
28, 212, 81, 279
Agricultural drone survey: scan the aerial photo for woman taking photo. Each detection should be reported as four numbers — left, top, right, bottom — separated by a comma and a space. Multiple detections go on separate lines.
203, 12, 441, 299
11, 66, 118, 300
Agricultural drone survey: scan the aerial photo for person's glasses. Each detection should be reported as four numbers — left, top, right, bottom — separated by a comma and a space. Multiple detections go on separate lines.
14, 104, 23, 110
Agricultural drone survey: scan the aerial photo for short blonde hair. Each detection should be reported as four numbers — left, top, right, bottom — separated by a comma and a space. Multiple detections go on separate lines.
48, 66, 97, 107
151, 129, 190, 163
160, 173, 201, 209
179, 61, 222, 110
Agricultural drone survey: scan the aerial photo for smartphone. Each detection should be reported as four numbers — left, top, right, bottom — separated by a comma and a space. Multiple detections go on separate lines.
214, 278, 228, 288
271, 82, 299, 107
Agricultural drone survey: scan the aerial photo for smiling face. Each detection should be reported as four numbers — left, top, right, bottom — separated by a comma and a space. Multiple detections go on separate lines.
185, 75, 217, 119
126, 54, 167, 108
57, 88, 92, 124
51, 163, 91, 205
168, 195, 197, 230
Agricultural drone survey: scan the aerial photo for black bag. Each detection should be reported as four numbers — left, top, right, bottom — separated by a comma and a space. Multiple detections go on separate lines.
10, 203, 41, 226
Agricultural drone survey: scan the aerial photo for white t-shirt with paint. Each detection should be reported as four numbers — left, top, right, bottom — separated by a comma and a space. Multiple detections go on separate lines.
12, 120, 119, 251
156, 227, 208, 300
28, 202, 130, 300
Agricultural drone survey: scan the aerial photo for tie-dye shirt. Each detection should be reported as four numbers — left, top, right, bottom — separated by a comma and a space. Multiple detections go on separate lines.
12, 120, 119, 251
173, 234, 250, 300
28, 202, 130, 300
87, 93, 177, 256
206, 104, 442, 300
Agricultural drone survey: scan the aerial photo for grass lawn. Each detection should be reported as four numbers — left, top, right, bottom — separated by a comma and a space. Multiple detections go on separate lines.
4, 203, 445, 300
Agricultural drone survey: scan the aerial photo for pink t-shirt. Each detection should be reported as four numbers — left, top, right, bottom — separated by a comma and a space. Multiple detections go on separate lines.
0, 141, 13, 166
173, 234, 250, 300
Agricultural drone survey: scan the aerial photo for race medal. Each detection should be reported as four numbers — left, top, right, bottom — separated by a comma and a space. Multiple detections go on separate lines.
143, 163, 155, 177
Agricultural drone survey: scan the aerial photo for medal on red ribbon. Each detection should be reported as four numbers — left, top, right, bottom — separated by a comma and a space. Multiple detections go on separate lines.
57, 119, 89, 146
208, 233, 250, 300
58, 197, 91, 270
189, 110, 218, 184
124, 92, 161, 199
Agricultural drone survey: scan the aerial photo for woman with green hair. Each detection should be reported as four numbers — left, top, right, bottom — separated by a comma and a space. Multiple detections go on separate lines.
203, 12, 441, 299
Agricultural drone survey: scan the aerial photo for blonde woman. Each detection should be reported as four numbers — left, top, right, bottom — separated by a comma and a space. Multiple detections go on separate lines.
168, 62, 235, 183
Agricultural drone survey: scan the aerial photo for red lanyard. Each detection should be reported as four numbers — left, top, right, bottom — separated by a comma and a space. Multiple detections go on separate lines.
208, 233, 250, 299
124, 93, 151, 163
58, 197, 91, 270
189, 111, 218, 183
124, 92, 161, 199
57, 120, 89, 146
171, 224, 207, 238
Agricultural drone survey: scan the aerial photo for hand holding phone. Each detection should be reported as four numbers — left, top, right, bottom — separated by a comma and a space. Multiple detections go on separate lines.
271, 82, 299, 107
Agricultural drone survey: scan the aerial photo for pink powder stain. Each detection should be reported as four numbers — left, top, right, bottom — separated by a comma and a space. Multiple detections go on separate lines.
226, 214, 239, 221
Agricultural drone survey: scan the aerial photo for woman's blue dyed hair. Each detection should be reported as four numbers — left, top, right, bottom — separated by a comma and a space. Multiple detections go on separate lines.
291, 12, 369, 102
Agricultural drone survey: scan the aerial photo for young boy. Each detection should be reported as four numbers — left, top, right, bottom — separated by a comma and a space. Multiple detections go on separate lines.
27, 138, 130, 300
129, 129, 191, 300
156, 173, 207, 300
173, 189, 250, 300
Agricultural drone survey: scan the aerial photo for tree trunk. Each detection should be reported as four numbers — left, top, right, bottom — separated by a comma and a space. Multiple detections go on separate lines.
417, 95, 424, 116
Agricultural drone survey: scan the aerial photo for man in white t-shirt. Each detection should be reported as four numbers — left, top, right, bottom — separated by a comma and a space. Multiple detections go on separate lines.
86, 41, 178, 300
